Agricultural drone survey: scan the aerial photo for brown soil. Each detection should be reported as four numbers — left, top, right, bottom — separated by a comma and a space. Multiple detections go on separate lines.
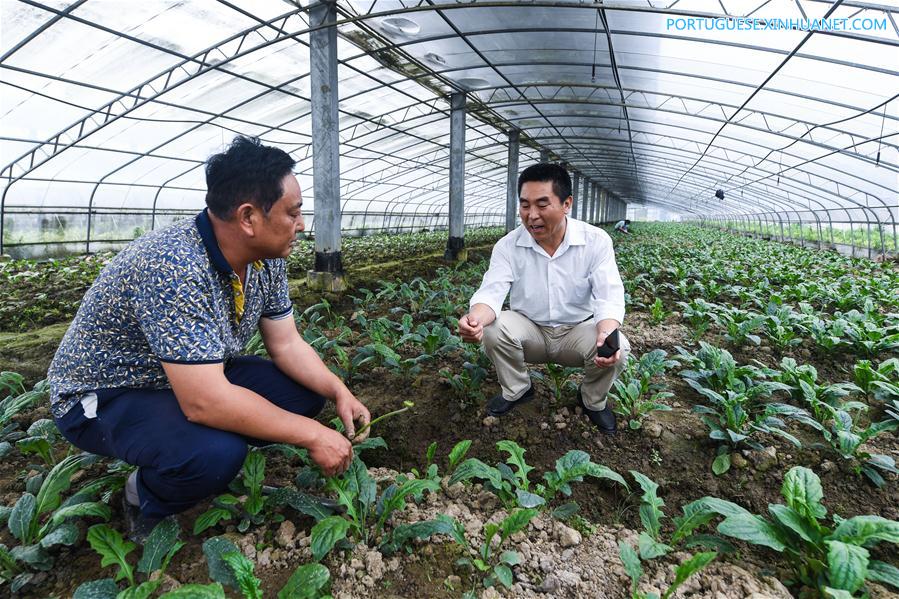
2, 251, 897, 598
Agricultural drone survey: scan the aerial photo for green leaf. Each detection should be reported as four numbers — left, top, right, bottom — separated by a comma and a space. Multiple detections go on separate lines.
73, 578, 119, 599
712, 453, 731, 475
39, 521, 80, 548
48, 501, 111, 529
584, 463, 630, 490
138, 518, 180, 575
663, 552, 717, 599
768, 504, 820, 544
717, 514, 786, 551
493, 563, 513, 588
618, 540, 643, 593
499, 550, 521, 566
448, 440, 472, 471
437, 514, 467, 549
383, 518, 453, 554
867, 560, 899, 589
221, 552, 262, 599
202, 536, 241, 589
9, 492, 36, 542
682, 534, 736, 554
782, 466, 826, 521
630, 471, 664, 540
86, 524, 136, 585
345, 458, 377, 512
497, 440, 534, 489
158, 583, 226, 598
638, 531, 672, 560
118, 580, 162, 599
241, 451, 265, 516
672, 501, 717, 543
515, 490, 545, 509
551, 502, 580, 521
35, 452, 94, 517
193, 508, 232, 535
10, 543, 52, 570
215, 494, 240, 506
822, 588, 854, 599
352, 436, 387, 455
278, 563, 330, 599
695, 496, 752, 518
500, 509, 538, 540
831, 515, 899, 546
269, 488, 335, 522
449, 458, 503, 488
826, 541, 868, 593
311, 516, 351, 561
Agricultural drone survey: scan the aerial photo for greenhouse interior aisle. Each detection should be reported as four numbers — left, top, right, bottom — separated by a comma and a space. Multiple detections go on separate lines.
1, 1, 898, 598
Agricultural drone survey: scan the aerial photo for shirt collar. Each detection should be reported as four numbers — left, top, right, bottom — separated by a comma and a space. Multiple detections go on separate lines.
195, 209, 233, 274
516, 216, 585, 250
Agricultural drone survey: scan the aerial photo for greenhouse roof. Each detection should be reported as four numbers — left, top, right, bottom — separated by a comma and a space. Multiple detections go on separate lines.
1, 0, 897, 244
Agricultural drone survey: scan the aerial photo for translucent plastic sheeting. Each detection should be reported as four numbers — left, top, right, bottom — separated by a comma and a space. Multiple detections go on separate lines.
1, 0, 897, 258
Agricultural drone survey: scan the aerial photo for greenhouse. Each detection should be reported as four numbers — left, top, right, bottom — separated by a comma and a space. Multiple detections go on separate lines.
1, 0, 898, 597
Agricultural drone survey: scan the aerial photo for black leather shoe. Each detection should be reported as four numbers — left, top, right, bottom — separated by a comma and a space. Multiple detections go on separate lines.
487, 384, 535, 417
121, 495, 163, 545
577, 389, 617, 434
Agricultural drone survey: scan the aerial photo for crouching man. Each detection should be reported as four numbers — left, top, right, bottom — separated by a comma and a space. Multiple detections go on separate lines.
458, 163, 630, 433
48, 136, 370, 538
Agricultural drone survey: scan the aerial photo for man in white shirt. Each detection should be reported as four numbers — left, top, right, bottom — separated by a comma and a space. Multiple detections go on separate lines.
614, 219, 630, 233
458, 163, 629, 433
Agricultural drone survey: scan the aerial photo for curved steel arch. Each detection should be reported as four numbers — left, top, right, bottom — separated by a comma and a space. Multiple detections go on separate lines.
3, 0, 896, 254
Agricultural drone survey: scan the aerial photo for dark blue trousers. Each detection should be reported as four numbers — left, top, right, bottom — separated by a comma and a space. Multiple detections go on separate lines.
55, 356, 326, 519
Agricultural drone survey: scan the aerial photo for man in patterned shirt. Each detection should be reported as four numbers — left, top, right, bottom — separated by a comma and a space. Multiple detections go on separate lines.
49, 136, 369, 538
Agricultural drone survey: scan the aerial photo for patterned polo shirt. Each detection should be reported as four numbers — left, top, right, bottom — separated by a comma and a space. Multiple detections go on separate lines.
48, 210, 293, 418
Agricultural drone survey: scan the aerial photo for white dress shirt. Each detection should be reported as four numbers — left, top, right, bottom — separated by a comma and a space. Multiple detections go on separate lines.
469, 217, 625, 327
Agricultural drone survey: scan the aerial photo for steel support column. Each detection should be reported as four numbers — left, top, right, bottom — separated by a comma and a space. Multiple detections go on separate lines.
445, 92, 466, 261
505, 129, 519, 233
600, 189, 607, 224
307, 0, 344, 291
580, 179, 589, 221
570, 172, 579, 219
591, 183, 598, 224
540, 149, 550, 163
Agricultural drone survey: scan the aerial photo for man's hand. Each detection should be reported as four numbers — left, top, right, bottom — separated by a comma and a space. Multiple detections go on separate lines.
309, 426, 353, 477
335, 389, 371, 443
594, 326, 621, 368
458, 313, 485, 343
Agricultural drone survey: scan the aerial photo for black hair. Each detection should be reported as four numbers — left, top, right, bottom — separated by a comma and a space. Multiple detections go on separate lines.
205, 136, 296, 219
517, 162, 572, 203
625, 219, 631, 224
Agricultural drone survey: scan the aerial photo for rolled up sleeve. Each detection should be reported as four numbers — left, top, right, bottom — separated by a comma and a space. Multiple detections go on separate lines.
469, 238, 513, 319
589, 236, 626, 325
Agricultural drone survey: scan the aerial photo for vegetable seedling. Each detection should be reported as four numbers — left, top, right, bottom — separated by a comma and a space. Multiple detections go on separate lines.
353, 401, 414, 439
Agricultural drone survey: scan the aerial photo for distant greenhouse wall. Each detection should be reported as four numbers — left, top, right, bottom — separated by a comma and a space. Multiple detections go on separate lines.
1, 206, 506, 260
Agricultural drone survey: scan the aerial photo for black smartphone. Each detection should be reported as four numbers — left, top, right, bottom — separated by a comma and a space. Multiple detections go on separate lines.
596, 328, 620, 358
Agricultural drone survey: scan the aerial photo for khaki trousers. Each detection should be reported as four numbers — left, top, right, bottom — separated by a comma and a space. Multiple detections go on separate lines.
482, 310, 631, 410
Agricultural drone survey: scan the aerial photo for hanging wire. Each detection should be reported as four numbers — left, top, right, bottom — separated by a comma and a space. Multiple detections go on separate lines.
591, 9, 599, 83
876, 102, 887, 167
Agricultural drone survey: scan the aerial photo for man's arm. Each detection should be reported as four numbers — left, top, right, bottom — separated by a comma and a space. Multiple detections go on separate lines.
459, 237, 513, 343
162, 362, 352, 476
259, 315, 371, 441
594, 318, 622, 368
589, 232, 626, 366
458, 303, 497, 343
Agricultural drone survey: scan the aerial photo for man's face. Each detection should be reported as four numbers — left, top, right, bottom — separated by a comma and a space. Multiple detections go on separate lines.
519, 180, 571, 244
259, 174, 304, 258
